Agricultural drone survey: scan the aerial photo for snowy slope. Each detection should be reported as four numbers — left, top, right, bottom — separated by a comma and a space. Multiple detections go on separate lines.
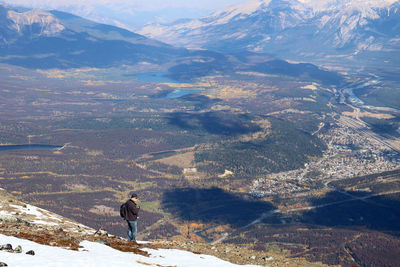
0, 188, 94, 234
0, 234, 261, 267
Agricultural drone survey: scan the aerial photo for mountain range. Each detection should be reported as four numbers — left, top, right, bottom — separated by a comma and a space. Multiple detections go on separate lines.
139, 0, 400, 66
0, 3, 343, 86
0, 4, 187, 69
1, 1, 399, 72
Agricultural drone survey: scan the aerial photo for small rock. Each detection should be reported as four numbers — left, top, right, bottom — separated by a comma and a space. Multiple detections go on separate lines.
250, 255, 256, 260
225, 248, 231, 253
211, 246, 216, 250
14, 245, 22, 253
26, 250, 35, 256
262, 256, 274, 261
0, 262, 8, 266
94, 228, 108, 236
1, 244, 12, 250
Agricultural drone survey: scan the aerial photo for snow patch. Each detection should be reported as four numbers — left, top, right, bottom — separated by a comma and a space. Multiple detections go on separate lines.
218, 170, 234, 178
0, 234, 261, 267
301, 83, 319, 90
356, 36, 383, 51
221, 32, 248, 40
0, 201, 94, 234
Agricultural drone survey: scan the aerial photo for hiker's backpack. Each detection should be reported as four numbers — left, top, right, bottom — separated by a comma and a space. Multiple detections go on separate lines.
120, 203, 127, 219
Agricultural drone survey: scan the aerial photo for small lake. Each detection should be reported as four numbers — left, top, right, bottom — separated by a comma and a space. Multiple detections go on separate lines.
133, 72, 180, 83
0, 144, 64, 152
164, 89, 203, 99
134, 72, 204, 98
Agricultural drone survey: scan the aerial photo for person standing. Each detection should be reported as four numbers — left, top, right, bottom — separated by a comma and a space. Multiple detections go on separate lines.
125, 193, 140, 242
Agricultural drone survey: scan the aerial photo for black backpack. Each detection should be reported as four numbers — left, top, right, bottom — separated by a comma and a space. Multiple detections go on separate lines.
120, 203, 127, 219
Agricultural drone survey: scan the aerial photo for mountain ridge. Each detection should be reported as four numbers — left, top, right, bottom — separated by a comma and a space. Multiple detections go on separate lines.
139, 0, 400, 65
0, 3, 343, 86
0, 4, 186, 69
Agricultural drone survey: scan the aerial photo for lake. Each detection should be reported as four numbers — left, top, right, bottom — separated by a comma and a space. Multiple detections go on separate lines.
0, 144, 64, 152
164, 89, 203, 99
134, 72, 204, 98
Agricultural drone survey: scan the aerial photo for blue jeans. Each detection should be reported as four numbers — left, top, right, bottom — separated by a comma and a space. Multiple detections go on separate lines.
127, 220, 137, 242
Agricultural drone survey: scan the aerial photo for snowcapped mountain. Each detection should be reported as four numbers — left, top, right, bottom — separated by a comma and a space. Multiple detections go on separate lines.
139, 0, 400, 63
309, 0, 400, 49
140, 0, 312, 49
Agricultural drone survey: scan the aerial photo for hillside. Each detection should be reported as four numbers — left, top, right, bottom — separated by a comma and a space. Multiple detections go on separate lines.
0, 188, 330, 267
0, 55, 398, 266
0, 4, 187, 69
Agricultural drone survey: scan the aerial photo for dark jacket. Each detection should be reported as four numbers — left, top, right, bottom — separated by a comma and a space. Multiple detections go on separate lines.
125, 199, 140, 221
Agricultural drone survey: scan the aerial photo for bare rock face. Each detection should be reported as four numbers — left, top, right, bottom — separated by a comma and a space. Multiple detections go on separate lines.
7, 9, 65, 37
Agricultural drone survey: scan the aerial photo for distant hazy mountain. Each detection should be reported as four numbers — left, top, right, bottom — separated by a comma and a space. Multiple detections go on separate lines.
0, 3, 343, 86
0, 4, 186, 69
139, 0, 400, 65
0, 1, 217, 31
